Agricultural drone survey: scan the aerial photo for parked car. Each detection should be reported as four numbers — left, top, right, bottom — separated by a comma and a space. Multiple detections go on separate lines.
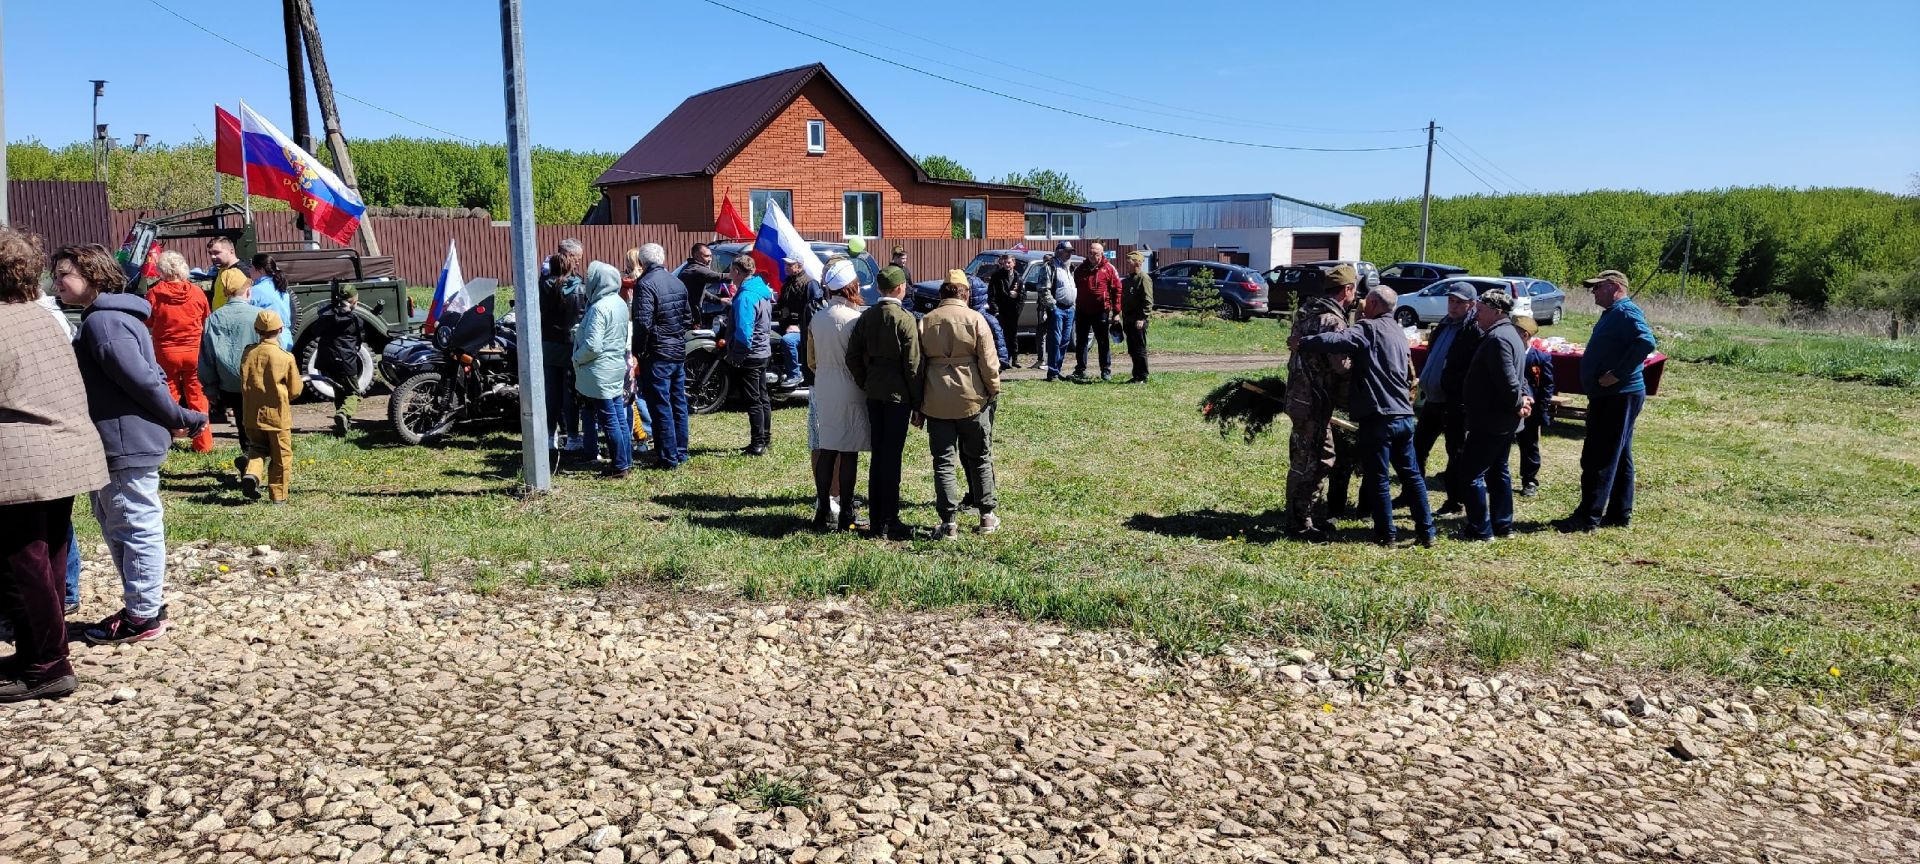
1507, 276, 1567, 324
1296, 259, 1381, 290
910, 249, 1084, 343
1378, 261, 1469, 296
1151, 260, 1271, 320
1393, 276, 1537, 327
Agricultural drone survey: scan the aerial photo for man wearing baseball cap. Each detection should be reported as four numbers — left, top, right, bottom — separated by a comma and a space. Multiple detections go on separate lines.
1556, 269, 1657, 533
1456, 290, 1530, 541
1410, 281, 1480, 516
1038, 242, 1078, 381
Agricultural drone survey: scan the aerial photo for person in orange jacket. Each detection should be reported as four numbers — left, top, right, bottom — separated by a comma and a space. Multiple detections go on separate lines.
144, 250, 213, 452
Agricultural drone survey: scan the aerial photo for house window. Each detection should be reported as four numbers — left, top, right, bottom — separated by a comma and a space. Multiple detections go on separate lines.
750, 189, 792, 227
1169, 233, 1194, 249
950, 198, 986, 239
1049, 212, 1080, 238
627, 196, 641, 225
1024, 212, 1048, 238
807, 120, 826, 154
843, 192, 881, 238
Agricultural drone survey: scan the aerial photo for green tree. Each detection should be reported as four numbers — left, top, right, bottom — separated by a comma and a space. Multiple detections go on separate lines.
917, 154, 975, 182
996, 168, 1086, 204
1187, 266, 1223, 317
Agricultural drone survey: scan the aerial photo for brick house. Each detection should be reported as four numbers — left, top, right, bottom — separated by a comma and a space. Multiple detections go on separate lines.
591, 63, 1087, 240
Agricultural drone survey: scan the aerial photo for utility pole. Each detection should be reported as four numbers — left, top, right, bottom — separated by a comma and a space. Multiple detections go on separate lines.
1677, 216, 1693, 296
500, 0, 550, 494
295, 0, 380, 255
0, 3, 7, 227
283, 0, 315, 246
90, 80, 106, 182
1417, 120, 1435, 263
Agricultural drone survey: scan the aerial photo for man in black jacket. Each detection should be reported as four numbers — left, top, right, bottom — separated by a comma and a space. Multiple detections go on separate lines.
1457, 290, 1532, 541
308, 286, 367, 437
986, 255, 1024, 368
1429, 287, 1482, 515
775, 258, 821, 389
679, 243, 729, 329
634, 243, 693, 469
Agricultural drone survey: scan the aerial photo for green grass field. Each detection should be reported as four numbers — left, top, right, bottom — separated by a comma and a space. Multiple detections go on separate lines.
110, 316, 1920, 706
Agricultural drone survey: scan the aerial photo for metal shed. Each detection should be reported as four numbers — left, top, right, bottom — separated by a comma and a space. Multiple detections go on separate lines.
1082, 193, 1366, 271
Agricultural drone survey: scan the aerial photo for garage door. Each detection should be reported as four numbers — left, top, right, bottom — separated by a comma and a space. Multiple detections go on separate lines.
1291, 234, 1338, 264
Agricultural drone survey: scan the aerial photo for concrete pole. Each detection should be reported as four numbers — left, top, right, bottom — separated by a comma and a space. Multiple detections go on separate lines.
500, 0, 550, 494
0, 3, 7, 227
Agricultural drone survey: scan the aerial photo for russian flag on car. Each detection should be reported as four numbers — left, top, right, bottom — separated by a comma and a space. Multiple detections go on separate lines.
237, 101, 367, 245
751, 199, 822, 289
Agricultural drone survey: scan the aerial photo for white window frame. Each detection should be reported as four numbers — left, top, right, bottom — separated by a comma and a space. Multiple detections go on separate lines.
807, 120, 826, 154
1023, 212, 1048, 239
843, 191, 881, 238
627, 195, 641, 225
951, 198, 986, 239
750, 189, 793, 227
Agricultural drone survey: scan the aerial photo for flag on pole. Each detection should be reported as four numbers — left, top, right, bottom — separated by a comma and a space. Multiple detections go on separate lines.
425, 239, 468, 334
751, 200, 822, 288
237, 101, 366, 244
215, 106, 243, 178
715, 194, 752, 240
1011, 242, 1027, 253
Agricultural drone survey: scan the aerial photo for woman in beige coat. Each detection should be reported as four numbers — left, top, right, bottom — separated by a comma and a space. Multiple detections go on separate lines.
806, 258, 871, 531
916, 270, 1002, 539
0, 228, 109, 702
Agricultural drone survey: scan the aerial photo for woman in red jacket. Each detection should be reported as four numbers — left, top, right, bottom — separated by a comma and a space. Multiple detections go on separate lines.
145, 250, 213, 452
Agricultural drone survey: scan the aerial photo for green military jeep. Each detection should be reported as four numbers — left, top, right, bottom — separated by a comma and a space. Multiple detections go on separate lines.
116, 205, 424, 395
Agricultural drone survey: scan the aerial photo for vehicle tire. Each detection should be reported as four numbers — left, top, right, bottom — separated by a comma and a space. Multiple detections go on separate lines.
388, 371, 460, 445
1394, 307, 1420, 328
687, 351, 731, 415
1220, 300, 1245, 322
1544, 306, 1561, 325
301, 339, 377, 398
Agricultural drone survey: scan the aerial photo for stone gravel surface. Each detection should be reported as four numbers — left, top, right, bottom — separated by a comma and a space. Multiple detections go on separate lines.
3, 543, 1915, 864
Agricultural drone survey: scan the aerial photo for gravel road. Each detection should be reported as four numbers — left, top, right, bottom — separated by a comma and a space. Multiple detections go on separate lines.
3, 543, 1914, 864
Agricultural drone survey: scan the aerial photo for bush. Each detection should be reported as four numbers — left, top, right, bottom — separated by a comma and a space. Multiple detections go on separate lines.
1186, 266, 1222, 317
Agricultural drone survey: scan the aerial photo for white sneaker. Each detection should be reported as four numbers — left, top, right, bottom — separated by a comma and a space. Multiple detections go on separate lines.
933, 522, 959, 540
976, 513, 1001, 534
828, 498, 842, 520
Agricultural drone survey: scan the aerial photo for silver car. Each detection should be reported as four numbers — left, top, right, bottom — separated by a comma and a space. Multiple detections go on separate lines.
1394, 276, 1539, 327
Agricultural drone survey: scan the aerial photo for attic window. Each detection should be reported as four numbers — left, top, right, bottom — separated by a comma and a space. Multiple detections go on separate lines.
807, 120, 825, 154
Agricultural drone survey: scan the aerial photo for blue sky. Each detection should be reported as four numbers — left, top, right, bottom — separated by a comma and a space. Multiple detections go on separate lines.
6, 0, 1916, 205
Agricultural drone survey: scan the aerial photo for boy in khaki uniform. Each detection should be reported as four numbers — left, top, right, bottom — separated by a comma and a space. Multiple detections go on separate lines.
238, 310, 302, 503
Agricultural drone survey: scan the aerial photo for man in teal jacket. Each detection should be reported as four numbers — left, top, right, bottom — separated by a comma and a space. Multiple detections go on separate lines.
1558, 269, 1657, 532
725, 257, 775, 456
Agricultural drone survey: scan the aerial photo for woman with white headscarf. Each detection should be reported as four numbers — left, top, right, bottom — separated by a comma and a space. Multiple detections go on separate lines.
806, 257, 871, 531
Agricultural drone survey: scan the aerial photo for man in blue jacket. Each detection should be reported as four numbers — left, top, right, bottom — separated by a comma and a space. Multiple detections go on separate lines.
726, 257, 776, 456
1457, 290, 1532, 541
1558, 270, 1658, 532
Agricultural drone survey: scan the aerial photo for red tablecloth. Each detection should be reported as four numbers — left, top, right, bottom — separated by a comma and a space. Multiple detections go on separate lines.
1410, 344, 1667, 397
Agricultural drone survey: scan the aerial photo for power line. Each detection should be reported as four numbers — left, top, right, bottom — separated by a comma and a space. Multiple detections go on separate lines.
695, 0, 1425, 154
1443, 130, 1534, 192
1435, 141, 1502, 194
777, 0, 1426, 137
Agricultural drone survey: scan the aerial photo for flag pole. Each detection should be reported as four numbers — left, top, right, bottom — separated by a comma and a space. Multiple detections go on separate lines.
238, 101, 252, 225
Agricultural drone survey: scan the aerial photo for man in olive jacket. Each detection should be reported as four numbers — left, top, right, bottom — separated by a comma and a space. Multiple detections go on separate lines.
846, 265, 921, 541
1457, 290, 1532, 541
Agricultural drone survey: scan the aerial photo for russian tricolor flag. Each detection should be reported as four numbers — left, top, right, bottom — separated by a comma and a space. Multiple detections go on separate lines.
425, 239, 468, 334
237, 101, 366, 245
751, 199, 821, 289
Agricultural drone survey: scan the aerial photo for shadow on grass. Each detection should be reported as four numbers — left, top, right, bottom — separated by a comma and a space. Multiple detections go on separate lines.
655, 491, 813, 539
1126, 508, 1291, 543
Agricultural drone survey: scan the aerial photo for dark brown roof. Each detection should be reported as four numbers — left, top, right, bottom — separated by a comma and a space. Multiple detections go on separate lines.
595, 63, 1034, 197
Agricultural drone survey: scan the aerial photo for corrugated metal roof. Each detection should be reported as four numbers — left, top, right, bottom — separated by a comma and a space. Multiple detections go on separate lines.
7, 181, 111, 250
1084, 192, 1365, 226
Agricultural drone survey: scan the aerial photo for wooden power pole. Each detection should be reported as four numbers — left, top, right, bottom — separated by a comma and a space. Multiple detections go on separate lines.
282, 0, 315, 245
294, 0, 379, 255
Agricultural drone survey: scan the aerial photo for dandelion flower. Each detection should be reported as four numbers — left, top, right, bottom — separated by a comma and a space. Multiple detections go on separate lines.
217, 564, 229, 573
1827, 666, 1842, 678
1320, 703, 1334, 713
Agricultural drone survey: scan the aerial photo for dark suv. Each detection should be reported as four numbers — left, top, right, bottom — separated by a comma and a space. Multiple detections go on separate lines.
1151, 260, 1271, 320
1378, 261, 1469, 296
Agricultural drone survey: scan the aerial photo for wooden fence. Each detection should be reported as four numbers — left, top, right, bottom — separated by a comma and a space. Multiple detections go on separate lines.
108, 208, 1116, 286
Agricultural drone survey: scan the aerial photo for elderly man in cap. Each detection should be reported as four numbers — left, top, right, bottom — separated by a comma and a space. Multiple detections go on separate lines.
1409, 282, 1480, 515
1456, 290, 1532, 541
1293, 285, 1435, 546
1557, 269, 1657, 533
1037, 242, 1078, 381
1072, 242, 1123, 381
1283, 264, 1357, 541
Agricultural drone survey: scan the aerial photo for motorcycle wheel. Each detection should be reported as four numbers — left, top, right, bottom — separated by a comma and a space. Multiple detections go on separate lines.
688, 353, 731, 415
388, 371, 461, 445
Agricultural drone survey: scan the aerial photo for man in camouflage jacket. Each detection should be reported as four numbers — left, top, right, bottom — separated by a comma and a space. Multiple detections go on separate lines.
1284, 265, 1358, 540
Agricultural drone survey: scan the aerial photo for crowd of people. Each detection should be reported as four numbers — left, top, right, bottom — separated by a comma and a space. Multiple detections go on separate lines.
0, 221, 1655, 703
1284, 264, 1657, 546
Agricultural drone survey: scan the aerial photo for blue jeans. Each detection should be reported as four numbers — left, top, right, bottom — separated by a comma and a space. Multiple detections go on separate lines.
645, 359, 690, 467
1044, 306, 1075, 376
582, 395, 633, 471
90, 466, 166, 619
1462, 431, 1517, 539
64, 523, 81, 607
1574, 393, 1644, 526
1360, 415, 1434, 542
775, 329, 802, 380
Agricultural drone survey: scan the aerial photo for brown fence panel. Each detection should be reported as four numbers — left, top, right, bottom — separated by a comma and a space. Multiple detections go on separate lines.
10, 181, 110, 253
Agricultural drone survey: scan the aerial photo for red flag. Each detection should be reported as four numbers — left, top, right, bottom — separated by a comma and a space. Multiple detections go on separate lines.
715, 195, 752, 240
215, 106, 243, 178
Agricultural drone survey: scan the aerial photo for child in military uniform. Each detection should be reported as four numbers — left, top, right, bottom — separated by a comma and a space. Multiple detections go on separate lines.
239, 310, 303, 503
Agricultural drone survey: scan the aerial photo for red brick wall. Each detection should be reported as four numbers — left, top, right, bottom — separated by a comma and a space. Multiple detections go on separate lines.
605, 79, 1031, 238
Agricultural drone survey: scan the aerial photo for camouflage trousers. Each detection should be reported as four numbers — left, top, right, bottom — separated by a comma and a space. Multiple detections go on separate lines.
1285, 405, 1337, 531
